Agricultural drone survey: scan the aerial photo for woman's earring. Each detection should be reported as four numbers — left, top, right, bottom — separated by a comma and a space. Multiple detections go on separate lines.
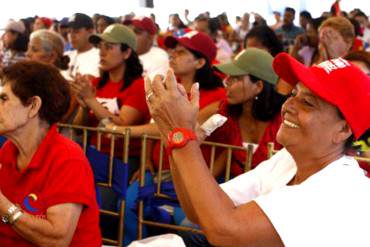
254, 95, 259, 100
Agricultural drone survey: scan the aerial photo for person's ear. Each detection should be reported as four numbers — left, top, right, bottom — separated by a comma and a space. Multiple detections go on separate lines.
28, 96, 42, 119
333, 120, 352, 145
122, 47, 132, 60
47, 51, 58, 64
254, 80, 264, 95
195, 58, 206, 69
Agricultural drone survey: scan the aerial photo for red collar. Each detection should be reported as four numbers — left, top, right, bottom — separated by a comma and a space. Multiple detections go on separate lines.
7, 125, 59, 173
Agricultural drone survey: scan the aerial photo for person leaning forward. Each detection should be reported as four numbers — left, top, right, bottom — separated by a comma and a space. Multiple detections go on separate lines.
145, 53, 370, 246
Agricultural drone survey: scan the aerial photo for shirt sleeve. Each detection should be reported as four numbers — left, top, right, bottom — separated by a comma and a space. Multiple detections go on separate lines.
118, 78, 150, 119
41, 155, 96, 209
220, 148, 296, 206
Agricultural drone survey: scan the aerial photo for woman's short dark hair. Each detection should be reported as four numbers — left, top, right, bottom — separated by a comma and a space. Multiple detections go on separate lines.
228, 75, 287, 121
244, 26, 283, 57
9, 31, 29, 52
97, 43, 143, 91
0, 61, 70, 124
188, 49, 223, 90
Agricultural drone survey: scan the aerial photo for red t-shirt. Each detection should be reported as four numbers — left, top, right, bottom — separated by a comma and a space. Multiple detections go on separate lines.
89, 77, 151, 156
0, 125, 101, 246
207, 101, 283, 176
152, 87, 226, 170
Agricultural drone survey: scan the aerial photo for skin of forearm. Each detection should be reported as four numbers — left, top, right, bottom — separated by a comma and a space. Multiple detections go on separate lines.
170, 141, 237, 234
115, 123, 160, 137
84, 98, 123, 125
12, 214, 73, 247
169, 160, 200, 224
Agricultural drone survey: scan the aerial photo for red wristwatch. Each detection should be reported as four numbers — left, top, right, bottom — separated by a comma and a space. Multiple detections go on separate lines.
166, 128, 196, 155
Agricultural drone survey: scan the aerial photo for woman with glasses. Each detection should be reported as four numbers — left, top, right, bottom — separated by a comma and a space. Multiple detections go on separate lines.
205, 48, 286, 177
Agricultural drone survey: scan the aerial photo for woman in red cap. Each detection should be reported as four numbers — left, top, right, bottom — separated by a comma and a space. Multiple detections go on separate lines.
145, 52, 370, 246
115, 31, 226, 246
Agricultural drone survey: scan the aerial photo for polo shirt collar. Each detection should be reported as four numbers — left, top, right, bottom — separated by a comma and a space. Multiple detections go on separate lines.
8, 124, 59, 172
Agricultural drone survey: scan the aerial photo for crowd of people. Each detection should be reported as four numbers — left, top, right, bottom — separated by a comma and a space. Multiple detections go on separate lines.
0, 3, 369, 246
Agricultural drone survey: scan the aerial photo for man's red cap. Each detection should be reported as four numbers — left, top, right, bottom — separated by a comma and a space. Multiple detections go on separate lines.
123, 16, 157, 35
273, 53, 370, 139
164, 31, 217, 63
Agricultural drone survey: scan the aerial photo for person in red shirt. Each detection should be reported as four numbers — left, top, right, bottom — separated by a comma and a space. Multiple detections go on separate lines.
114, 31, 226, 245
0, 61, 101, 246
207, 48, 287, 177
71, 24, 150, 172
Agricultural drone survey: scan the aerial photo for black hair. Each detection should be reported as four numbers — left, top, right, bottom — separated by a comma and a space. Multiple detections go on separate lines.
354, 11, 368, 20
285, 7, 296, 16
300, 10, 312, 20
310, 17, 327, 31
9, 31, 29, 52
170, 14, 187, 29
244, 25, 283, 57
188, 49, 223, 90
98, 15, 116, 26
97, 43, 143, 91
227, 75, 286, 121
349, 18, 362, 37
208, 17, 221, 37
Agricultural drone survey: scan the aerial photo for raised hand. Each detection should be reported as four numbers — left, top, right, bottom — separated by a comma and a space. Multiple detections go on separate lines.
145, 69, 200, 141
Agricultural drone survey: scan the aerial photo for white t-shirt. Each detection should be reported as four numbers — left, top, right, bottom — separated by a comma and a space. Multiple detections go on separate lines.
140, 46, 169, 80
222, 149, 370, 247
62, 47, 100, 79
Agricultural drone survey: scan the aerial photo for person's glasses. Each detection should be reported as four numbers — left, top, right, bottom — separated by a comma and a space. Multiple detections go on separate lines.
223, 76, 245, 87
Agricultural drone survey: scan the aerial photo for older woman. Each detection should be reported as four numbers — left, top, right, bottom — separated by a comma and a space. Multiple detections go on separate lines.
26, 29, 70, 71
26, 29, 78, 124
145, 53, 370, 246
0, 61, 101, 246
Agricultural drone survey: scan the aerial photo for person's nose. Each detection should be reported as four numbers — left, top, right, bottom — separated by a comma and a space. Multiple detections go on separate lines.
282, 96, 297, 116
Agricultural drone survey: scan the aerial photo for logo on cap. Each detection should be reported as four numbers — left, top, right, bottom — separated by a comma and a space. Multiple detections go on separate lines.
316, 58, 351, 74
182, 31, 199, 39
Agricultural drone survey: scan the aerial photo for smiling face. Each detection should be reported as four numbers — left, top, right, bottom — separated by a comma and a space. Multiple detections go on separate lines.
277, 83, 350, 154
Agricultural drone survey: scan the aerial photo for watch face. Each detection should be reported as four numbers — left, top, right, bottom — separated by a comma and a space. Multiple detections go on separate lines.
172, 132, 184, 144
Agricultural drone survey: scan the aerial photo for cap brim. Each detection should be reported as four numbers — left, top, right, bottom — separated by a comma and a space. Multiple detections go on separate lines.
89, 33, 121, 45
273, 53, 334, 106
215, 62, 247, 76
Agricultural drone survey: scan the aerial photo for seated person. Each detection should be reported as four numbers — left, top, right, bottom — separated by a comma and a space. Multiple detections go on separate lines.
0, 61, 101, 246
71, 24, 151, 176
145, 53, 370, 246
207, 48, 286, 177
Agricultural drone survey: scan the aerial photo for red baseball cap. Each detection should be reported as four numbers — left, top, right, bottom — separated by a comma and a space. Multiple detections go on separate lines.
273, 53, 370, 139
164, 31, 217, 63
123, 16, 157, 35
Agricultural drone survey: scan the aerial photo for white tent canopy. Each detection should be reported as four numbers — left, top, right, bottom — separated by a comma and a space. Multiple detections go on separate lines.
0, 0, 369, 30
